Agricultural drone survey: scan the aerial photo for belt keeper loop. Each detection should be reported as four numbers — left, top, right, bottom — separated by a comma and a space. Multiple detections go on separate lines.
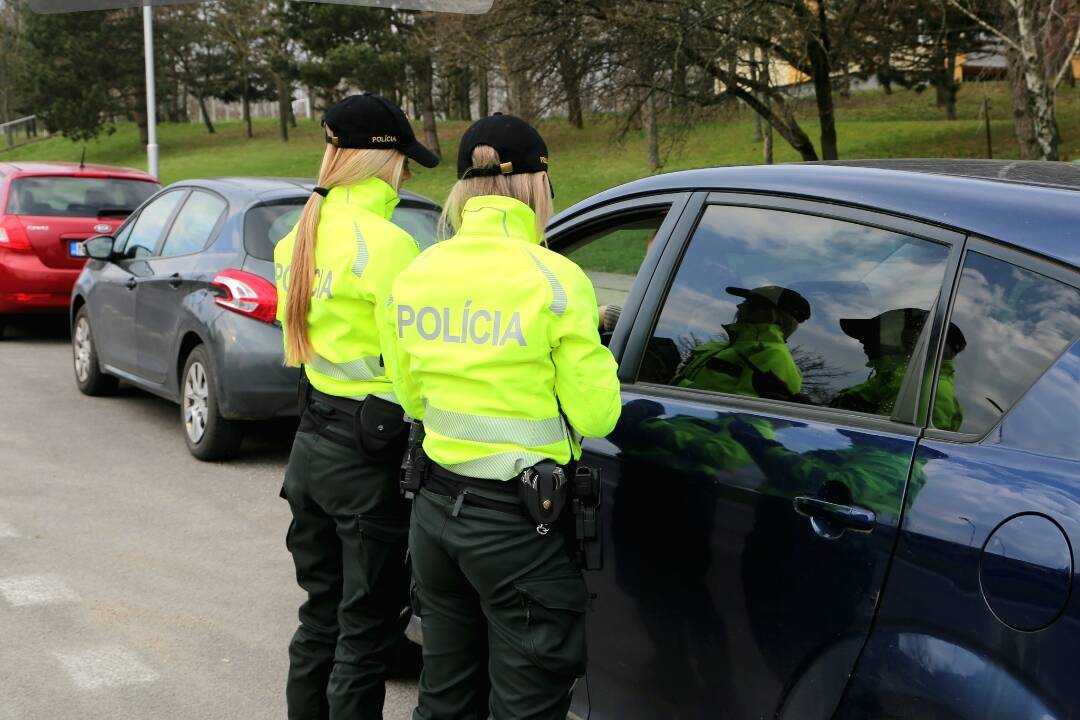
451, 490, 466, 518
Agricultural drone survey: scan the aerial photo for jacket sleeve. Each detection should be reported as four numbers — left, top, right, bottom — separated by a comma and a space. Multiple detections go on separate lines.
384, 286, 425, 420
357, 226, 419, 379
550, 263, 622, 438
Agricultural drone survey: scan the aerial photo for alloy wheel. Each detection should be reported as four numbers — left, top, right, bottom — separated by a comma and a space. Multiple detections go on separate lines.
73, 317, 92, 383
183, 361, 209, 444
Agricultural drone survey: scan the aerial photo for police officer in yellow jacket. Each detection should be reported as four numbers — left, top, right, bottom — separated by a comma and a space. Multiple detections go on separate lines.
387, 114, 621, 720
274, 94, 438, 720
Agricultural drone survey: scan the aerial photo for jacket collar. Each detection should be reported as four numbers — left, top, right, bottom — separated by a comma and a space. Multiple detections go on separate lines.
324, 177, 400, 220
723, 322, 788, 344
457, 195, 540, 245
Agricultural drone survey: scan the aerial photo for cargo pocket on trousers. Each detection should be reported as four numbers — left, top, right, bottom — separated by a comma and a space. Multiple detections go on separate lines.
356, 516, 410, 608
514, 575, 588, 677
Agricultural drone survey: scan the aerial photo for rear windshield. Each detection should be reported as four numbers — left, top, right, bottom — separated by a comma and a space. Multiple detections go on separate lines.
244, 200, 441, 260
6, 176, 159, 218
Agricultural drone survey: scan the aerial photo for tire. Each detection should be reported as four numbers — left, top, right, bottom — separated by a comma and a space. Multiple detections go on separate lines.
72, 306, 118, 396
181, 345, 243, 461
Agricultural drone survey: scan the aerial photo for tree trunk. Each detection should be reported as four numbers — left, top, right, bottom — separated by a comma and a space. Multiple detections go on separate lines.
807, 0, 838, 160
507, 61, 536, 124
478, 67, 489, 117
752, 50, 764, 142
1011, 0, 1059, 159
414, 55, 441, 159
557, 45, 584, 129
197, 94, 215, 134
944, 50, 958, 121
242, 64, 252, 139
452, 66, 471, 121
644, 90, 659, 171
277, 76, 289, 142
761, 48, 774, 164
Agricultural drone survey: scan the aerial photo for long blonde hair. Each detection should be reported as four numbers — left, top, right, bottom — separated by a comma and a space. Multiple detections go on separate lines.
439, 145, 553, 241
283, 140, 407, 367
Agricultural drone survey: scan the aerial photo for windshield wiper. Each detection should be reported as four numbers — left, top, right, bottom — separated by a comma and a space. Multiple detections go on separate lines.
97, 207, 134, 218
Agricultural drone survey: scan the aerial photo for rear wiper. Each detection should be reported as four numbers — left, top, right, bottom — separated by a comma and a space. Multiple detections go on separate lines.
97, 207, 134, 218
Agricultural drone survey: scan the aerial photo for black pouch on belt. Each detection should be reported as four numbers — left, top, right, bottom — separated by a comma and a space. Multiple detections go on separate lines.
353, 395, 408, 456
518, 460, 569, 526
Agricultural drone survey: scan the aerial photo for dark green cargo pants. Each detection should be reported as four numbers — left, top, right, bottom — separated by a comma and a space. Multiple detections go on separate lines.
283, 412, 411, 720
410, 487, 588, 720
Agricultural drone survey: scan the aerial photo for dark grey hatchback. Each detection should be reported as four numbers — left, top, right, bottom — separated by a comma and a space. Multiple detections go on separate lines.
70, 177, 439, 460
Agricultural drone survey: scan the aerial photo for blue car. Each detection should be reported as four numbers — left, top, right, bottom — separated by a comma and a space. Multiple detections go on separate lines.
536, 160, 1080, 719
71, 177, 439, 460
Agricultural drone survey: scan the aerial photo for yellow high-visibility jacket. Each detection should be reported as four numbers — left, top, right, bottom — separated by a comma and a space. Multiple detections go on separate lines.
274, 177, 419, 401
387, 195, 622, 480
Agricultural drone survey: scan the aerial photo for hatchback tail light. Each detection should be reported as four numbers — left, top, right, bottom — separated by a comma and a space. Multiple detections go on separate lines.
0, 216, 32, 251
211, 269, 278, 324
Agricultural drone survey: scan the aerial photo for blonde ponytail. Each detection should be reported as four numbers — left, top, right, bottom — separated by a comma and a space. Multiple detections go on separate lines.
283, 139, 407, 367
439, 145, 553, 242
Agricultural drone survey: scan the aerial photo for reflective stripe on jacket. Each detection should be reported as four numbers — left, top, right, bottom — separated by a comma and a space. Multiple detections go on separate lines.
387, 195, 622, 480
273, 177, 419, 401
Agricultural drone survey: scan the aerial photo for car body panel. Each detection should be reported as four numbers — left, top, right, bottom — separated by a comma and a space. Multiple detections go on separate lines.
72, 177, 439, 424
543, 164, 1080, 719
549, 163, 1080, 269
0, 162, 158, 316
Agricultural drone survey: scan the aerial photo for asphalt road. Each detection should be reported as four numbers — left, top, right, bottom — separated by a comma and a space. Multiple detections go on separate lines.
0, 318, 418, 719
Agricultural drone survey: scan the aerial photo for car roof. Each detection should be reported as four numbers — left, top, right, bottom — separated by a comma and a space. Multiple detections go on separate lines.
549, 161, 1080, 270
168, 177, 440, 209
0, 161, 157, 181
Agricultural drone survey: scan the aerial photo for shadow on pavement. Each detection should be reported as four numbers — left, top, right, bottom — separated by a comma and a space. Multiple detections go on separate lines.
1, 315, 70, 343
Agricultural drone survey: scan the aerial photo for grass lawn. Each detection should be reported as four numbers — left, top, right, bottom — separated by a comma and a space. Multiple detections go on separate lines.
4, 81, 1077, 218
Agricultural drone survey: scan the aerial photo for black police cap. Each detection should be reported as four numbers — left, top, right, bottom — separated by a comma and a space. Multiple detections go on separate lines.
727, 285, 812, 323
322, 93, 439, 168
457, 113, 552, 194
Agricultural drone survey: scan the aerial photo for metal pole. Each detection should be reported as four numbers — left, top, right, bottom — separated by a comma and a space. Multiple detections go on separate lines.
143, 3, 159, 180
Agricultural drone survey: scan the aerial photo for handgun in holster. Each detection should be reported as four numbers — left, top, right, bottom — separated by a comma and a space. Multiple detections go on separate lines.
399, 421, 428, 499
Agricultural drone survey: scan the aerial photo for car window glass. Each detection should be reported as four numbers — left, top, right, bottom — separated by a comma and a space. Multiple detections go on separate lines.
937, 251, 1080, 434
159, 191, 226, 258
392, 205, 440, 250
244, 201, 303, 261
6, 177, 158, 218
639, 205, 951, 417
561, 209, 669, 311
123, 191, 184, 260
112, 217, 135, 254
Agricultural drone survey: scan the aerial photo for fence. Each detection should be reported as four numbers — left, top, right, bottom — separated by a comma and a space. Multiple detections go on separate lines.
184, 97, 314, 125
0, 116, 46, 151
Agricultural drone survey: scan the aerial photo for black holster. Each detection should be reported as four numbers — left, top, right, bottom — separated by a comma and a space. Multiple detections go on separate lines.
399, 421, 428, 498
572, 465, 603, 571
517, 461, 569, 526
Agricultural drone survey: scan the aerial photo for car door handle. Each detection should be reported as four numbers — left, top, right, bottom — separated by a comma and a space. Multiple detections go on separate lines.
125, 277, 137, 290
794, 496, 876, 533
167, 273, 182, 289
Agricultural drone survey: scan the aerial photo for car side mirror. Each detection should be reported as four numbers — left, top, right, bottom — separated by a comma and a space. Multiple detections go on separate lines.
84, 235, 116, 261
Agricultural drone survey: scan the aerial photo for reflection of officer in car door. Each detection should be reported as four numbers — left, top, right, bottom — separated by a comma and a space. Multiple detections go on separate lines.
831, 308, 967, 431
388, 114, 621, 720
274, 94, 439, 720
672, 285, 811, 400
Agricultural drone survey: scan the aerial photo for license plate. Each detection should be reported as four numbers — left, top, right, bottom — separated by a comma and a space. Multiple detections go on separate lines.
69, 241, 86, 257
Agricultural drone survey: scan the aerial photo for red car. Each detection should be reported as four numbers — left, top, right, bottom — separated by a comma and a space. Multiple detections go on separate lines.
0, 161, 160, 337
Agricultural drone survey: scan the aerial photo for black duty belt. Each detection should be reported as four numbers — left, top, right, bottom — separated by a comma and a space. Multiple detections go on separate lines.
425, 463, 525, 517
309, 389, 362, 414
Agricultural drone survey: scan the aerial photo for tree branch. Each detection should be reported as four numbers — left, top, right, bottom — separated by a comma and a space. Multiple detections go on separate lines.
942, 0, 1022, 52
1052, 22, 1080, 87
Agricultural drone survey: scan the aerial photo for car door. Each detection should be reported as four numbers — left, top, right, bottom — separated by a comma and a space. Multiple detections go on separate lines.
839, 240, 1080, 718
90, 189, 185, 376
136, 189, 227, 385
559, 193, 963, 720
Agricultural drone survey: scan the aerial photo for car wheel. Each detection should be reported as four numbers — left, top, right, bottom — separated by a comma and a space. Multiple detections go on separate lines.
181, 345, 242, 461
73, 307, 118, 396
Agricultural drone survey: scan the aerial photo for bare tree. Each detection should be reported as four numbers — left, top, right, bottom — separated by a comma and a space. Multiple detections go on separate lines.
947, 0, 1079, 159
